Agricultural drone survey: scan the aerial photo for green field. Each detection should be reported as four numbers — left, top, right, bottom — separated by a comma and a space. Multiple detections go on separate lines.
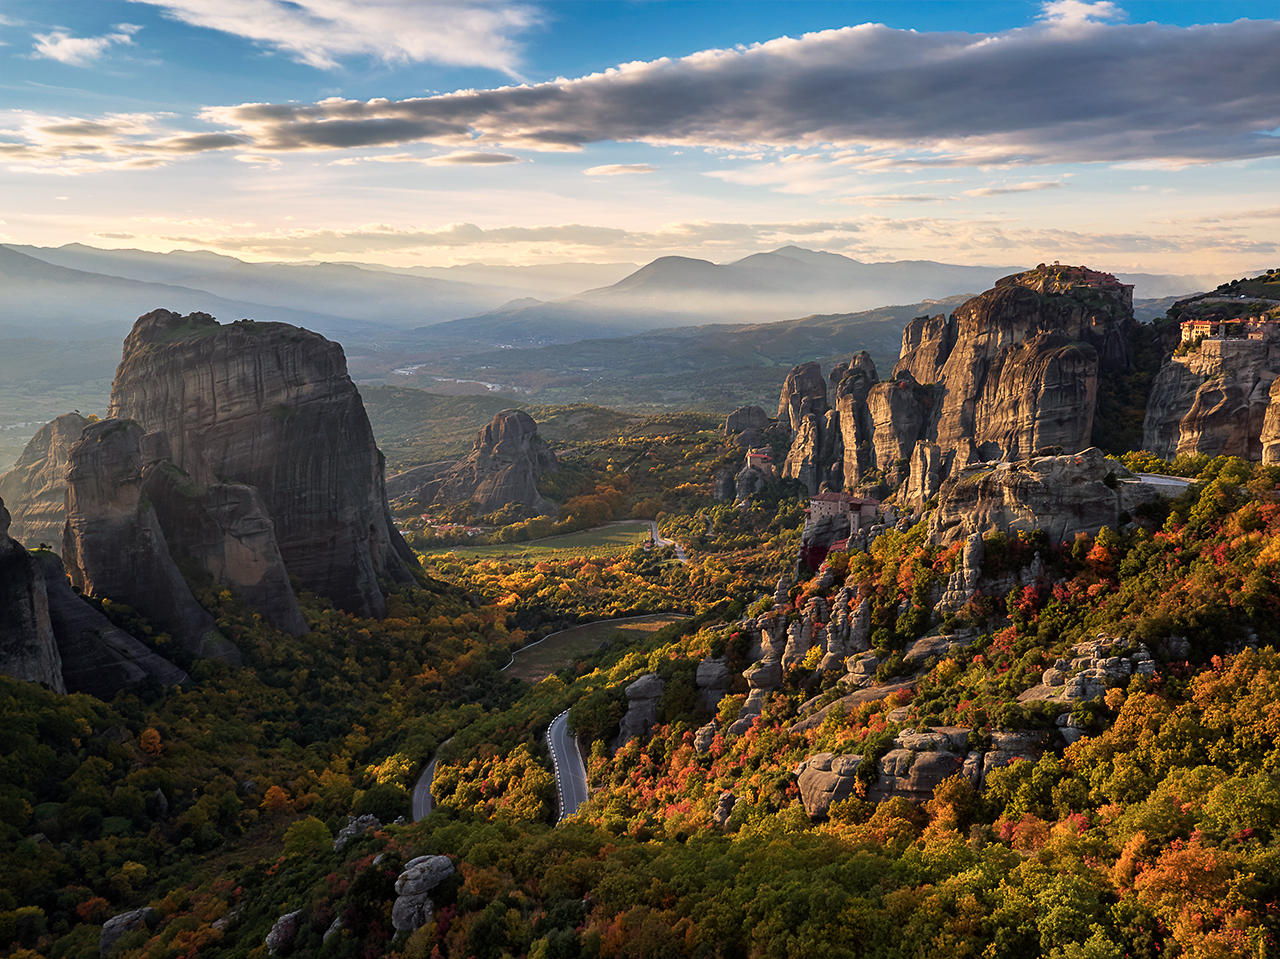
504, 613, 688, 683
420, 521, 653, 561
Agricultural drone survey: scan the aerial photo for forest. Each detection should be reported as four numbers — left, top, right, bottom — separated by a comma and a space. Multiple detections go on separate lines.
2, 433, 1279, 957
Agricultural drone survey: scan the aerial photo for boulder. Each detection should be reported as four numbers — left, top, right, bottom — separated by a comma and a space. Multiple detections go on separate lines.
100, 907, 156, 957
333, 813, 381, 851
616, 673, 664, 747
795, 752, 863, 820
265, 909, 303, 956
714, 791, 737, 828
395, 855, 455, 897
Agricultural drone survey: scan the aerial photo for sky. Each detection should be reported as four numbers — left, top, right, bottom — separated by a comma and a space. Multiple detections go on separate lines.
1, 0, 1277, 274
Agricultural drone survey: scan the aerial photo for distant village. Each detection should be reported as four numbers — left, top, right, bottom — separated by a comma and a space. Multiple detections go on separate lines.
1180, 314, 1280, 344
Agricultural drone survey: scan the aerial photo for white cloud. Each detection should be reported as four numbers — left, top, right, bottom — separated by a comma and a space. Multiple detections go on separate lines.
963, 181, 1064, 197
11, 13, 1280, 174
836, 195, 951, 206
128, 0, 538, 74
31, 24, 142, 66
331, 151, 520, 166
1037, 1, 1126, 29
584, 164, 656, 176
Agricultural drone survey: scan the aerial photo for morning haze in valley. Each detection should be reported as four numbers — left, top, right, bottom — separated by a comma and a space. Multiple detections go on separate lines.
1, 2, 1278, 957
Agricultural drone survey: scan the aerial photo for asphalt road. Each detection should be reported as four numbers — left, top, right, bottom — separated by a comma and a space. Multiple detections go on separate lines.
546, 710, 590, 822
411, 736, 453, 822
649, 520, 688, 564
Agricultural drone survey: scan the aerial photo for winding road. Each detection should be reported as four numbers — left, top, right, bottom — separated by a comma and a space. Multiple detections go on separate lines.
546, 710, 590, 822
411, 736, 452, 822
649, 520, 688, 564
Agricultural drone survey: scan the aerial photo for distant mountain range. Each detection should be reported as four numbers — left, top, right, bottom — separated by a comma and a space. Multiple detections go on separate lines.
4, 241, 1244, 348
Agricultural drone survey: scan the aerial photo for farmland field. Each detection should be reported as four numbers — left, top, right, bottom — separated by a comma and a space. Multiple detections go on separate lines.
504, 613, 689, 684
419, 521, 653, 561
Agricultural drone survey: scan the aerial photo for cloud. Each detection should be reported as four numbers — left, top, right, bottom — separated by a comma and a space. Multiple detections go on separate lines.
331, 150, 520, 166
1038, 1, 1126, 29
11, 11, 1280, 173
836, 195, 951, 206
31, 24, 141, 66
129, 0, 537, 74
963, 181, 1064, 197
584, 163, 656, 176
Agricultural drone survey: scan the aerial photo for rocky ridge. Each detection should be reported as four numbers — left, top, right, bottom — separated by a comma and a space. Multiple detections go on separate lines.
0, 412, 89, 551
430, 409, 559, 515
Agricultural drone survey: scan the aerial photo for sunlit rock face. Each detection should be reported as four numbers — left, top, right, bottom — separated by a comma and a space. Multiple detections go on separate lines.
1142, 339, 1279, 461
107, 310, 417, 618
0, 412, 89, 551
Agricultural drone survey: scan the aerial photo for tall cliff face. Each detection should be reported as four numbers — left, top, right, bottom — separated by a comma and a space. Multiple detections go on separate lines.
0, 497, 65, 693
0, 412, 89, 550
107, 310, 416, 618
141, 430, 307, 637
1141, 339, 1279, 460
433, 410, 559, 515
1261, 378, 1280, 465
63, 419, 239, 664
779, 362, 837, 494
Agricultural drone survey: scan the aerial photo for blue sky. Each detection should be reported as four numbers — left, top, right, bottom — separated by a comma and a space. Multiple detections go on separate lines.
2, 1, 1276, 273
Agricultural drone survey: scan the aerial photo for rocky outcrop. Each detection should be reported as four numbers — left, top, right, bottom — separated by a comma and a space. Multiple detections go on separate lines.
725, 406, 769, 435
772, 265, 1132, 505
795, 753, 863, 820
695, 656, 729, 711
37, 551, 189, 698
433, 410, 558, 515
140, 433, 305, 636
0, 497, 64, 692
392, 855, 455, 933
1018, 635, 1156, 707
265, 909, 303, 956
0, 412, 89, 551
927, 447, 1161, 547
1142, 339, 1278, 460
107, 310, 416, 619
333, 813, 381, 851
616, 673, 664, 747
62, 419, 237, 663
1263, 377, 1280, 464
834, 352, 878, 488
101, 907, 156, 957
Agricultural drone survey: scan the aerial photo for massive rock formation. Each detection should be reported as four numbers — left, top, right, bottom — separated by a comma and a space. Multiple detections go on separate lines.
106, 310, 417, 618
1141, 339, 1279, 461
0, 412, 89, 550
432, 409, 558, 515
62, 419, 239, 663
927, 447, 1162, 547
0, 497, 65, 692
775, 265, 1135, 505
141, 431, 307, 637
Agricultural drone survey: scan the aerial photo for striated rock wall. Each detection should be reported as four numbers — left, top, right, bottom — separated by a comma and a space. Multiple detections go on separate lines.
62, 418, 238, 663
141, 433, 307, 636
1141, 339, 1278, 461
1261, 377, 1280, 465
0, 497, 65, 692
0, 412, 89, 551
107, 310, 416, 618
433, 409, 558, 515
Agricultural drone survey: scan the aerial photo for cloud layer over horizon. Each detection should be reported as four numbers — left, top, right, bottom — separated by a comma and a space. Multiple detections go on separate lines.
5, 12, 1278, 175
